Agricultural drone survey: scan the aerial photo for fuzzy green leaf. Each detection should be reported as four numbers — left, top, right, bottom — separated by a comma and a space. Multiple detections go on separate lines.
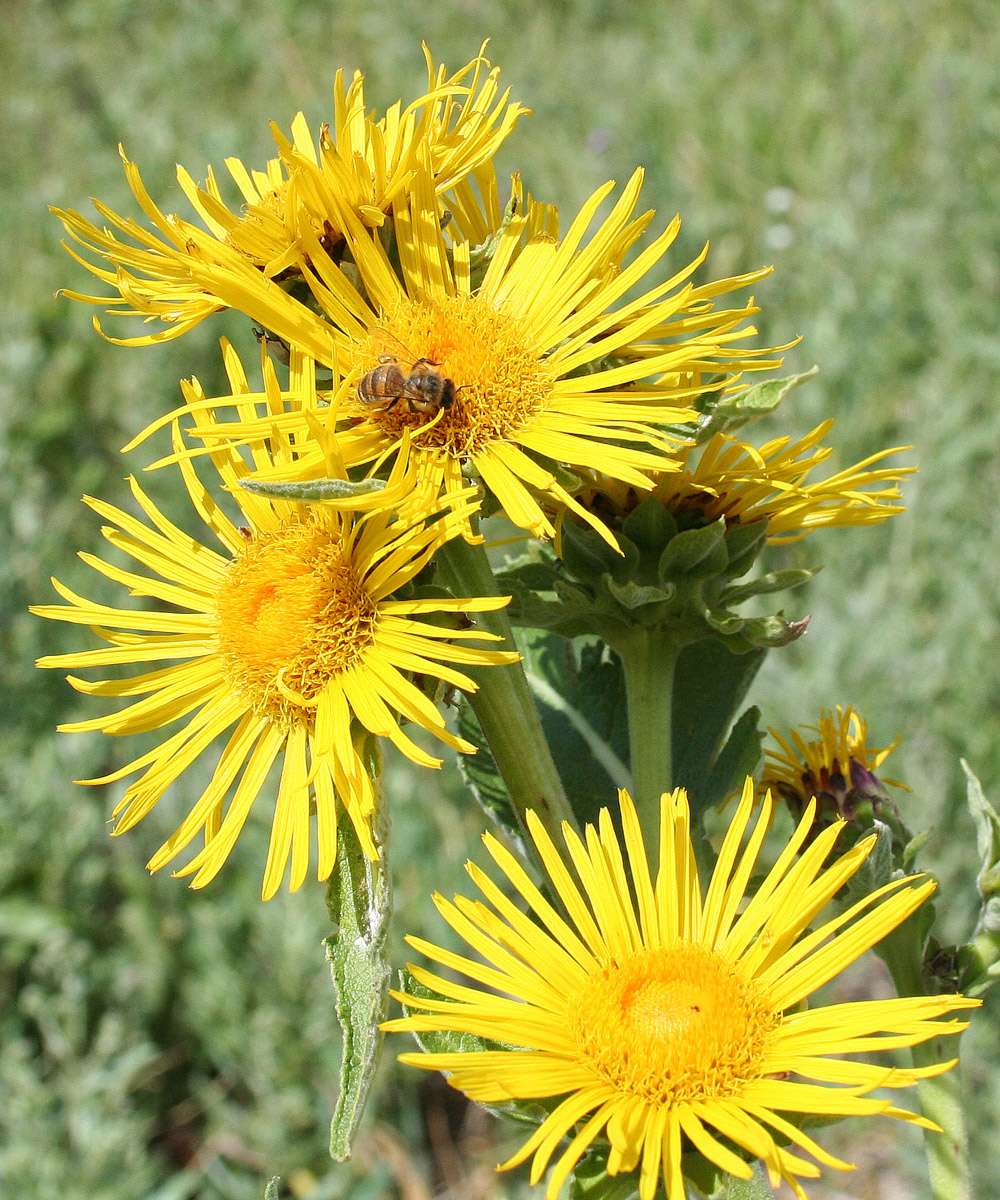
690, 366, 820, 442
721, 568, 818, 605
672, 640, 766, 816
239, 476, 388, 502
325, 815, 392, 1161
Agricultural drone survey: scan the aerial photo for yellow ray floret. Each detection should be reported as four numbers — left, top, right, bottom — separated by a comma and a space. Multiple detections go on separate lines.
165, 169, 782, 548
566, 420, 914, 545
51, 45, 528, 346
32, 426, 518, 900
761, 704, 911, 811
385, 779, 977, 1200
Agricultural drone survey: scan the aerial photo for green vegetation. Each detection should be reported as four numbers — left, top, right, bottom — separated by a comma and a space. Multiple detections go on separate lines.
3, 1, 999, 1196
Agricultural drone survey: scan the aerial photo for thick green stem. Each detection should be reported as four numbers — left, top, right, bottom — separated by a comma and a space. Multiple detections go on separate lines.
879, 918, 974, 1200
609, 626, 682, 850
436, 533, 577, 845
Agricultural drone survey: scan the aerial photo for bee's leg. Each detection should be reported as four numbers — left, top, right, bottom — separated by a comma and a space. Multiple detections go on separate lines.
412, 357, 437, 368
378, 396, 402, 413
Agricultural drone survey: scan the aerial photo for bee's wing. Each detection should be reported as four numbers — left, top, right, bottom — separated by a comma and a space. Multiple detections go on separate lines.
367, 326, 417, 368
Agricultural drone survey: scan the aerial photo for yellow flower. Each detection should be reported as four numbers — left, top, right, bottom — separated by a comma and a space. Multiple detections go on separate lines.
567, 419, 914, 544
51, 46, 527, 345
385, 780, 976, 1200
165, 168, 779, 547
31, 409, 518, 899
761, 705, 911, 821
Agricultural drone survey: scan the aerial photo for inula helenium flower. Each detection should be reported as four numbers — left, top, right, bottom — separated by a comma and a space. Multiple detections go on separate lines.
51, 47, 527, 345
761, 705, 911, 825
32, 421, 518, 898
386, 780, 976, 1199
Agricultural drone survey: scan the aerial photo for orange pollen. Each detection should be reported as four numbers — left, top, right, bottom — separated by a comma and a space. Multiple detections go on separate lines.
215, 521, 377, 721
353, 295, 555, 455
567, 942, 776, 1105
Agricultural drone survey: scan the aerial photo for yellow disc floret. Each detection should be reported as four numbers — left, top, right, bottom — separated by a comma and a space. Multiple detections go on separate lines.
570, 944, 776, 1106
216, 521, 377, 721
358, 296, 555, 453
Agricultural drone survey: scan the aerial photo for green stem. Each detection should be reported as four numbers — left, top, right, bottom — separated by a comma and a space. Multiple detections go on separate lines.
435, 533, 577, 846
608, 626, 682, 850
879, 917, 974, 1200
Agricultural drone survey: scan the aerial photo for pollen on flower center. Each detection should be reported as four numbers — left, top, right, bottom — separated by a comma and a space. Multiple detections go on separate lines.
568, 942, 777, 1105
356, 295, 555, 455
215, 521, 377, 720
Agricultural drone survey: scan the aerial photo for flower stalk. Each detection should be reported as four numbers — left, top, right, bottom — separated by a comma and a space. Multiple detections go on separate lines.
606, 625, 683, 847
879, 917, 974, 1200
435, 529, 577, 846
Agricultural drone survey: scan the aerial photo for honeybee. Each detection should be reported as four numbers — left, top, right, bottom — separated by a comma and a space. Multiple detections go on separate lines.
356, 335, 458, 417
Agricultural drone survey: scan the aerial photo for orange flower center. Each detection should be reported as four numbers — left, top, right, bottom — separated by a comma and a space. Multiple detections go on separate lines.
215, 521, 377, 721
353, 295, 555, 456
568, 942, 776, 1105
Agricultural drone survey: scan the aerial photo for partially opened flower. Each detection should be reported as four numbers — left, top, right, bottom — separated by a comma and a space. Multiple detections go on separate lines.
566, 418, 913, 544
761, 705, 911, 826
174, 168, 780, 547
51, 46, 527, 345
386, 780, 976, 1199
32, 409, 518, 898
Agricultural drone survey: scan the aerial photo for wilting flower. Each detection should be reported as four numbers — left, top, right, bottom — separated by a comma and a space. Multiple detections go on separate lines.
165, 168, 780, 547
386, 780, 975, 1200
566, 419, 913, 544
32, 414, 517, 898
51, 46, 527, 345
760, 704, 911, 827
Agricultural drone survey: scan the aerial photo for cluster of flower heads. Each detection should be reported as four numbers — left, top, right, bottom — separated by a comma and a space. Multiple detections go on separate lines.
35, 44, 975, 1200
40, 48, 913, 893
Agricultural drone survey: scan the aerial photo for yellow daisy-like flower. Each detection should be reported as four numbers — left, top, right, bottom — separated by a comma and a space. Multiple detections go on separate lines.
51, 46, 527, 346
170, 168, 780, 547
568, 419, 914, 544
31, 404, 518, 899
761, 705, 911, 823
385, 779, 976, 1200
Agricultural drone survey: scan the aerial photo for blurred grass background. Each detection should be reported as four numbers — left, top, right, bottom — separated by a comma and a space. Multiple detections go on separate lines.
3, 0, 1000, 1197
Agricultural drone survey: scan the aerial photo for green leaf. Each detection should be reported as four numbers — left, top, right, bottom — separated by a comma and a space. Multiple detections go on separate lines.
720, 568, 818, 605
456, 697, 527, 852
325, 813, 392, 1161
239, 476, 387, 502
569, 1149, 640, 1200
964, 759, 1000, 900
605, 578, 672, 610
842, 819, 896, 904
620, 496, 678, 555
701, 706, 765, 813
561, 518, 623, 582
672, 640, 766, 816
657, 519, 727, 579
690, 367, 820, 442
522, 632, 632, 830
263, 1179, 281, 1200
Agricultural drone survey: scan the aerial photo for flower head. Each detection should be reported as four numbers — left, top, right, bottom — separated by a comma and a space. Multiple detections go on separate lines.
32, 403, 517, 898
52, 47, 527, 345
385, 780, 975, 1200
761, 705, 911, 827
567, 419, 914, 545
162, 169, 780, 547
